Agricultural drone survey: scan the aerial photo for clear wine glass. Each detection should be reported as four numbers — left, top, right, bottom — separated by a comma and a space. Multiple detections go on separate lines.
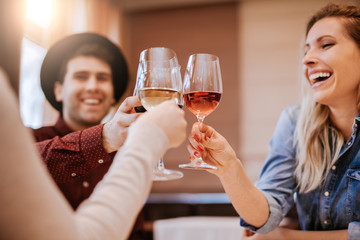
179, 53, 223, 170
135, 47, 184, 181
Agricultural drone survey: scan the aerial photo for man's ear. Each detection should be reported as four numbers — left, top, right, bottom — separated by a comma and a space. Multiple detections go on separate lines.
54, 81, 63, 102
111, 97, 116, 106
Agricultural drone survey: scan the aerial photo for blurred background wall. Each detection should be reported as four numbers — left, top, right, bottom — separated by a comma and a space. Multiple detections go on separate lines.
13, 0, 360, 194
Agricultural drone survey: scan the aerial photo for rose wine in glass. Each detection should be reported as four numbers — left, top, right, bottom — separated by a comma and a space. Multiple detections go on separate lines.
135, 47, 184, 181
179, 53, 223, 170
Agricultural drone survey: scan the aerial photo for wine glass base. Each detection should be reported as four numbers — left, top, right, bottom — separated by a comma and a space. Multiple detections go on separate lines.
153, 169, 184, 181
179, 162, 217, 170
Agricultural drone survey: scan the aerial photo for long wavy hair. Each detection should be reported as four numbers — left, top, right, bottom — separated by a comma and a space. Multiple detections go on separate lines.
295, 4, 360, 193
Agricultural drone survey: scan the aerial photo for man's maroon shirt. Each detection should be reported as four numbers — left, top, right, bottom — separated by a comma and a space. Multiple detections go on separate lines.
32, 117, 146, 239
32, 117, 115, 209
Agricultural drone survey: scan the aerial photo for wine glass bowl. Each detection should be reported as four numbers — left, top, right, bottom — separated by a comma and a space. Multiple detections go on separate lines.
135, 47, 184, 181
183, 91, 221, 122
179, 53, 223, 170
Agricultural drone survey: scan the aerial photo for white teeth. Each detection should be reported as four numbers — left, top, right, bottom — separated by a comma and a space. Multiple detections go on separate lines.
309, 72, 331, 81
84, 99, 100, 104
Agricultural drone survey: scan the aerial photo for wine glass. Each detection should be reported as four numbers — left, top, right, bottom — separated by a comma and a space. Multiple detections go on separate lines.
135, 47, 184, 181
179, 53, 223, 170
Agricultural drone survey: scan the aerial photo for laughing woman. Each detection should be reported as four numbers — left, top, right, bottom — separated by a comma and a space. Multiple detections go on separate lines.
188, 4, 360, 240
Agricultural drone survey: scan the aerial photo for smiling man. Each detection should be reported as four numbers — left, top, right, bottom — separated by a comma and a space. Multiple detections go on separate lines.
54, 53, 115, 131
35, 33, 129, 137
32, 33, 145, 239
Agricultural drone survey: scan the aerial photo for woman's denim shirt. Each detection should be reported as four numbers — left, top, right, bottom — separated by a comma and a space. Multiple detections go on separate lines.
240, 104, 360, 239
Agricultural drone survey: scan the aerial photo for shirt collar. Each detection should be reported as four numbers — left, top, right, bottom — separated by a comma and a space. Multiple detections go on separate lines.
54, 116, 74, 137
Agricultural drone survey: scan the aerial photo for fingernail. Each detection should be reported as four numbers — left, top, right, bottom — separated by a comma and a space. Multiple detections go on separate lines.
189, 156, 195, 161
197, 145, 204, 152
194, 134, 200, 142
204, 135, 207, 141
194, 152, 201, 158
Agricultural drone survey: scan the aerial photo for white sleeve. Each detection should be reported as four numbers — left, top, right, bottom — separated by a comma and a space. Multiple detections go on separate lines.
75, 120, 169, 239
0, 71, 170, 240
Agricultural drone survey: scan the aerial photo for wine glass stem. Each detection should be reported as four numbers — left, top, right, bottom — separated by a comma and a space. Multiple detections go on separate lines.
157, 158, 165, 171
196, 116, 205, 161
197, 116, 205, 127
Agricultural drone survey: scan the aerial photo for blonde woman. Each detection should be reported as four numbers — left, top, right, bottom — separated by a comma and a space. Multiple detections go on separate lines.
188, 4, 360, 239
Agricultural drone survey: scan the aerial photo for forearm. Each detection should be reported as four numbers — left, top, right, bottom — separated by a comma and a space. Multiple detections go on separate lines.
218, 158, 269, 228
245, 227, 348, 240
0, 76, 79, 239
75, 121, 168, 239
292, 229, 347, 240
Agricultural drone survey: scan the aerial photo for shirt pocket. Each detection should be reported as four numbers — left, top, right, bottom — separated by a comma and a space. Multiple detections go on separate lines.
346, 169, 360, 221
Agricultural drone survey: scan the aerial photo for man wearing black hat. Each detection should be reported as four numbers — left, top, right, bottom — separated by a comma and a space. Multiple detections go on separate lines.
32, 33, 145, 239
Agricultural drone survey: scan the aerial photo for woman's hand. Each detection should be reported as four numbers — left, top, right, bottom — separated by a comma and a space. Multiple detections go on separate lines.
139, 100, 187, 149
187, 122, 238, 176
242, 227, 286, 240
188, 122, 270, 228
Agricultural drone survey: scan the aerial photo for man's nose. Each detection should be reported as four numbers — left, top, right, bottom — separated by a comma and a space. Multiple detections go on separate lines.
85, 75, 98, 89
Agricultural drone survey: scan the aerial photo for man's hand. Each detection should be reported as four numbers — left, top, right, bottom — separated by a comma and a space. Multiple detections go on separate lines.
102, 96, 142, 153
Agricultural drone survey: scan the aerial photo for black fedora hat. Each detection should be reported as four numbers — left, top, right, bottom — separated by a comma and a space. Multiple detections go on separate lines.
40, 32, 129, 112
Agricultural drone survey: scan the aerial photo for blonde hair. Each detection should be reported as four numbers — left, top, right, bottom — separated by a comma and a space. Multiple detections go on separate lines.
295, 4, 360, 193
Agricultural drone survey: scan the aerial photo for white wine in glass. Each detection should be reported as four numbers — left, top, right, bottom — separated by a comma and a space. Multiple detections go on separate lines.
179, 53, 223, 170
138, 87, 181, 110
135, 47, 184, 181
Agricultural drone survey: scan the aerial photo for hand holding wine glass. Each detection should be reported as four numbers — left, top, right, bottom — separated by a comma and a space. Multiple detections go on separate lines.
135, 47, 184, 181
139, 100, 187, 149
179, 53, 223, 170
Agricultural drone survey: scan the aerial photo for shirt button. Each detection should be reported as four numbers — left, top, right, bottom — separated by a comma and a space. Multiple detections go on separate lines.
324, 220, 328, 224
331, 165, 336, 170
355, 124, 358, 127
83, 181, 89, 188
71, 173, 77, 177
324, 191, 329, 197
98, 159, 104, 164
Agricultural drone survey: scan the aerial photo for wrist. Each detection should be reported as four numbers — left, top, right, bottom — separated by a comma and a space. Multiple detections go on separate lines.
217, 156, 243, 180
102, 123, 115, 153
